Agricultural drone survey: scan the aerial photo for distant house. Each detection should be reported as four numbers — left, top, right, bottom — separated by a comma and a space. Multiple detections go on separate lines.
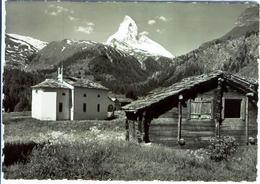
123, 71, 258, 147
109, 97, 121, 110
31, 67, 114, 121
108, 93, 133, 110
118, 97, 133, 107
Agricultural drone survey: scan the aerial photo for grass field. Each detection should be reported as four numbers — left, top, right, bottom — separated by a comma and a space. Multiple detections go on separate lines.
3, 111, 125, 144
2, 111, 257, 181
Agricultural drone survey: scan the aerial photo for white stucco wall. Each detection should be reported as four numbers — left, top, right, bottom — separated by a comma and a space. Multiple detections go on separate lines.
32, 89, 57, 120
31, 89, 41, 119
70, 88, 74, 120
40, 90, 57, 120
73, 88, 114, 120
56, 89, 71, 120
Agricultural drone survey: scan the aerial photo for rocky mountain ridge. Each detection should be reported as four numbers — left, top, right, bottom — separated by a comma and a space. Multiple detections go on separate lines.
5, 33, 47, 70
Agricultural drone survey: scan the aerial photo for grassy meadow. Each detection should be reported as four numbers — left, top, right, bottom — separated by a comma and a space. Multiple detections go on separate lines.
2, 111, 257, 181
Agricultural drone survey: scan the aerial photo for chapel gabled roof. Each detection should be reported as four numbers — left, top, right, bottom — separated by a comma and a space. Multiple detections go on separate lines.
31, 79, 70, 89
32, 77, 109, 91
64, 77, 109, 91
122, 71, 258, 114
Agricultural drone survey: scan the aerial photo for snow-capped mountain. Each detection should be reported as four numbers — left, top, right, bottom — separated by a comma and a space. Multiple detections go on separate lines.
107, 16, 174, 66
5, 33, 48, 69
27, 38, 157, 79
7, 33, 47, 50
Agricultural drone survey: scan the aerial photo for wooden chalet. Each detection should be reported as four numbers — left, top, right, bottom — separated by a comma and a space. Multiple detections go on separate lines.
122, 71, 258, 148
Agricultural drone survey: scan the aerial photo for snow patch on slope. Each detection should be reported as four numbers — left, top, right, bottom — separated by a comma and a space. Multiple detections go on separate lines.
7, 33, 47, 50
61, 46, 66, 52
5, 33, 48, 70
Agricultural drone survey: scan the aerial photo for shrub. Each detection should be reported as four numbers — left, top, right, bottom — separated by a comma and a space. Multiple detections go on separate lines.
224, 146, 257, 181
3, 141, 41, 166
207, 136, 239, 162
14, 142, 115, 180
4, 140, 257, 181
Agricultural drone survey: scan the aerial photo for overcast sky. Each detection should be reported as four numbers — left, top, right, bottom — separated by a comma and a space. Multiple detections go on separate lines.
5, 2, 251, 56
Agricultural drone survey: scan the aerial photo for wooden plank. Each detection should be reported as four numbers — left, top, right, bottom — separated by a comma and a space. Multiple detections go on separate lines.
128, 120, 135, 142
158, 107, 188, 118
151, 120, 215, 125
149, 128, 214, 134
221, 130, 257, 135
150, 129, 215, 135
150, 138, 212, 148
150, 134, 215, 140
245, 94, 249, 145
137, 116, 143, 143
125, 119, 129, 141
151, 124, 215, 129
133, 121, 136, 139
152, 118, 214, 124
143, 117, 151, 143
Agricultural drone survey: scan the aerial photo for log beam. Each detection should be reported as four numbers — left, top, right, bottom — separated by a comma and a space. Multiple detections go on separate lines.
143, 112, 151, 143
125, 119, 129, 141
214, 78, 224, 138
245, 93, 254, 145
132, 120, 136, 139
137, 115, 143, 143
177, 94, 183, 142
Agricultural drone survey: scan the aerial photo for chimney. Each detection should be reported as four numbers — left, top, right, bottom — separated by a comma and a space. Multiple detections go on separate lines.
58, 66, 63, 82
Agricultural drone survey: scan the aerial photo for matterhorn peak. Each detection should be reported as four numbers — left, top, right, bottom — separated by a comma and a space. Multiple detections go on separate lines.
107, 15, 174, 61
107, 15, 138, 44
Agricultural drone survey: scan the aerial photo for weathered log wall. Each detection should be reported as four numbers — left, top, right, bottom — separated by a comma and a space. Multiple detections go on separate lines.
149, 88, 257, 148
220, 100, 257, 144
220, 89, 258, 144
150, 118, 215, 148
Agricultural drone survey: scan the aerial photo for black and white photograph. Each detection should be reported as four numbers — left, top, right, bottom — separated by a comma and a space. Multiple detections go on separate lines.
1, 0, 259, 182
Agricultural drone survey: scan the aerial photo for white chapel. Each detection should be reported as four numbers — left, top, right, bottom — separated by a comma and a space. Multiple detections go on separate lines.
31, 67, 114, 121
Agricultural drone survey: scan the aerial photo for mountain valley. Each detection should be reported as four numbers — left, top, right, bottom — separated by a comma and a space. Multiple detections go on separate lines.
3, 6, 259, 112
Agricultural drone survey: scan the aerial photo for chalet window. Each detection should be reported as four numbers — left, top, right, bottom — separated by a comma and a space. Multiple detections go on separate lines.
97, 104, 100, 112
83, 103, 86, 112
224, 99, 242, 118
190, 98, 212, 119
59, 103, 63, 112
97, 94, 100, 98
62, 92, 66, 96
35, 90, 38, 93
83, 94, 87, 97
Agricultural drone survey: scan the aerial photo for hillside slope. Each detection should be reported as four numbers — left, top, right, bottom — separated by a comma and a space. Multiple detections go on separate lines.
27, 39, 170, 93
131, 6, 259, 94
165, 6, 258, 82
5, 33, 47, 70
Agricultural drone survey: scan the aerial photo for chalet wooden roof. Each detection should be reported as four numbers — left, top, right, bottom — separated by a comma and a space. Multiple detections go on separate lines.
122, 71, 258, 116
31, 79, 70, 89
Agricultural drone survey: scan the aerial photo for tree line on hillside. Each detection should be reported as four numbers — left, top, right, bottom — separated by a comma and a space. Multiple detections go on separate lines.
3, 69, 44, 112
